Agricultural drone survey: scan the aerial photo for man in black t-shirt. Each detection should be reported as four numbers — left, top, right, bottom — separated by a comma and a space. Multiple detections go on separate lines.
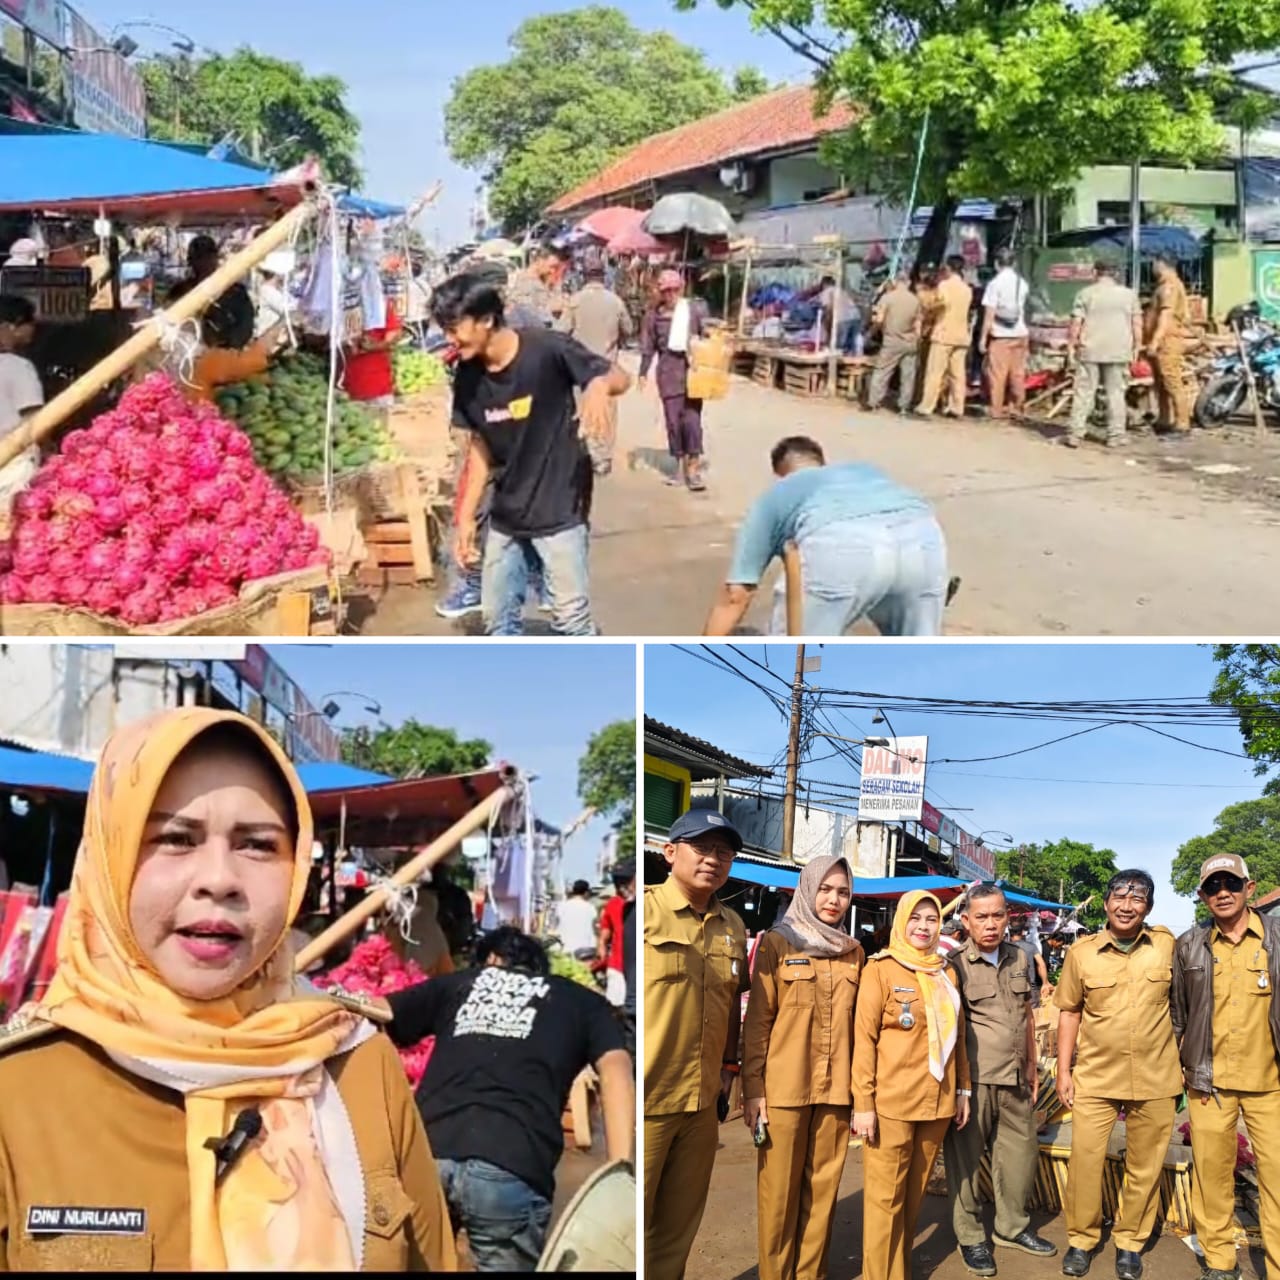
431, 272, 631, 637
387, 926, 635, 1272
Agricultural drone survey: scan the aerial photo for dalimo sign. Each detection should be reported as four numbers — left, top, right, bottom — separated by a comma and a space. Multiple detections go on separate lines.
858, 736, 928, 823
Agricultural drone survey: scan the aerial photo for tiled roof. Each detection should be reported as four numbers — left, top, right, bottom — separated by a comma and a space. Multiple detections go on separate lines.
644, 716, 775, 780
1256, 887, 1280, 908
548, 85, 857, 213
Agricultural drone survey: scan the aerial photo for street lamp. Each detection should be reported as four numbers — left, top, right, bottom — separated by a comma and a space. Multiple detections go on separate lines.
974, 829, 1014, 850
108, 20, 198, 55
871, 709, 902, 744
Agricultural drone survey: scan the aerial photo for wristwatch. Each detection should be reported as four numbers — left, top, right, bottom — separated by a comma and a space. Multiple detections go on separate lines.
957, 1089, 973, 1097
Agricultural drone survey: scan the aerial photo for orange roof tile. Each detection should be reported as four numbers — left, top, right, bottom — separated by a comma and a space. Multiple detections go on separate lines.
1255, 887, 1280, 908
548, 85, 857, 214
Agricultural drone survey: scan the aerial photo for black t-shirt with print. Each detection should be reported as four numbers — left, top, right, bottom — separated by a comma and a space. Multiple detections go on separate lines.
451, 327, 611, 539
386, 966, 624, 1199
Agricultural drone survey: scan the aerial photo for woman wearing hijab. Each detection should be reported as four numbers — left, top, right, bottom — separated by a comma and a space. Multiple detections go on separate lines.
852, 889, 971, 1280
742, 856, 865, 1280
638, 269, 710, 492
0, 708, 456, 1272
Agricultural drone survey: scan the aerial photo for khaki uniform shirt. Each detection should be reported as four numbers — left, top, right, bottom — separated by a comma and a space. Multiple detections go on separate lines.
916, 285, 939, 338
933, 275, 974, 348
851, 955, 971, 1122
874, 289, 922, 345
559, 282, 633, 360
0, 1027, 455, 1272
948, 941, 1033, 1088
1072, 278, 1139, 365
1054, 925, 1182, 1100
741, 931, 865, 1106
1210, 910, 1280, 1094
644, 876, 749, 1116
1145, 274, 1189, 348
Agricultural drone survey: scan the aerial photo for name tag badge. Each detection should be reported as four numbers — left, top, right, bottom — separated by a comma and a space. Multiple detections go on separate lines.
731, 960, 739, 976
26, 1206, 148, 1236
785, 958, 812, 967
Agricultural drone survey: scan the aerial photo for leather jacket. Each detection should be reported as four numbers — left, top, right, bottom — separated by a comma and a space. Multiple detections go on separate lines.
1171, 910, 1280, 1095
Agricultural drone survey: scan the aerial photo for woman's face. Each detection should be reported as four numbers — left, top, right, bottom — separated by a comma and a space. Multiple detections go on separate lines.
129, 742, 296, 1001
905, 902, 941, 950
814, 866, 851, 925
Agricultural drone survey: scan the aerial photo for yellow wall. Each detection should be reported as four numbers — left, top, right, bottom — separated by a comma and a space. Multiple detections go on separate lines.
643, 753, 692, 814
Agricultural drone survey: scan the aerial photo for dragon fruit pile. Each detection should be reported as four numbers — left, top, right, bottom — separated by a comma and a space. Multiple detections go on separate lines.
0, 373, 331, 627
315, 935, 435, 1088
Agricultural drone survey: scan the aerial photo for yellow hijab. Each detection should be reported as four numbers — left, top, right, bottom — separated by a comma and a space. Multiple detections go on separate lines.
37, 708, 369, 1271
887, 889, 960, 1082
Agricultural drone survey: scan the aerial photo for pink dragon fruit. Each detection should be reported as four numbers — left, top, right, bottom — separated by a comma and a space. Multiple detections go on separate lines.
25, 574, 57, 603
93, 498, 127, 533
1, 576, 27, 604
153, 495, 188, 530
120, 484, 151, 518
111, 562, 146, 596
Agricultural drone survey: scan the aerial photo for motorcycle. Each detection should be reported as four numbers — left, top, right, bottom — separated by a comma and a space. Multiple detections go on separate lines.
1194, 306, 1280, 428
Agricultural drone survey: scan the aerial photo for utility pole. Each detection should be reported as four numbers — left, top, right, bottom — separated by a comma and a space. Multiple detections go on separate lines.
782, 644, 806, 862
1019, 843, 1027, 887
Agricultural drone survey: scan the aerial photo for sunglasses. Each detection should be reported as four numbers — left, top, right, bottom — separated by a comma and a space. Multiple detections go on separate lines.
1202, 873, 1246, 895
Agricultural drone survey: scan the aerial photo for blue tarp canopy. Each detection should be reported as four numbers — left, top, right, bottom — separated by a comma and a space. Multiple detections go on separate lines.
337, 194, 406, 219
0, 124, 309, 219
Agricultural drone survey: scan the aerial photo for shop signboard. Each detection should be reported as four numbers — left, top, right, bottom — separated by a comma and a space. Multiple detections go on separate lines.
233, 644, 269, 695
68, 10, 146, 138
857, 736, 928, 823
209, 661, 244, 713
921, 800, 942, 834
1243, 159, 1280, 244
955, 829, 995, 881
0, 267, 89, 324
1255, 249, 1280, 325
938, 814, 960, 848
14, 0, 62, 44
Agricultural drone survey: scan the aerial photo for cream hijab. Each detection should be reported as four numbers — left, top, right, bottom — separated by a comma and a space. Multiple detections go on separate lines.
773, 855, 858, 958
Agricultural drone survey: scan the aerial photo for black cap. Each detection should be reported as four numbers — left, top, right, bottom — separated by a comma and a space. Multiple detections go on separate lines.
668, 809, 743, 851
612, 860, 635, 881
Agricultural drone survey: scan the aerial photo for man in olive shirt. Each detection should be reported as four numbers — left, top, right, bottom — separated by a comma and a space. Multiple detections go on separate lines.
1055, 870, 1181, 1280
645, 809, 750, 1280
1066, 261, 1142, 449
868, 271, 922, 414
945, 885, 1056, 1276
916, 255, 974, 419
1172, 854, 1280, 1280
1145, 253, 1193, 434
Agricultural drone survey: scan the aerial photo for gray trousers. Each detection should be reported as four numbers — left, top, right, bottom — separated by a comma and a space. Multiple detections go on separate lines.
868, 338, 919, 411
1070, 361, 1128, 443
944, 1080, 1039, 1246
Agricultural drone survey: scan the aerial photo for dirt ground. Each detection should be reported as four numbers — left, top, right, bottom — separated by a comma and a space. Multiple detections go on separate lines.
354, 365, 1280, 637
687, 1122, 1264, 1280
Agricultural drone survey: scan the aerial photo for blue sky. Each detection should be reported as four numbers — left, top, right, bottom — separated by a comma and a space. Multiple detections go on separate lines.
266, 642, 636, 879
645, 644, 1269, 932
89, 0, 808, 242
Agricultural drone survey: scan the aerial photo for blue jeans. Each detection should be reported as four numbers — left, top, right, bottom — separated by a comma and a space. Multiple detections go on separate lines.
483, 524, 594, 636
436, 1157, 552, 1272
770, 510, 948, 636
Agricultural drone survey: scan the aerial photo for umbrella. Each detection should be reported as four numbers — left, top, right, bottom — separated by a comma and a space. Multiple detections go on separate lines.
474, 238, 522, 260
577, 206, 647, 243
642, 193, 737, 239
606, 224, 668, 256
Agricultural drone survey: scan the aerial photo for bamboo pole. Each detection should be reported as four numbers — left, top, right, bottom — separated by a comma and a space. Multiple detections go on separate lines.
737, 253, 754, 340
783, 541, 803, 635
827, 247, 844, 398
294, 778, 517, 972
0, 199, 318, 470
1234, 320, 1267, 441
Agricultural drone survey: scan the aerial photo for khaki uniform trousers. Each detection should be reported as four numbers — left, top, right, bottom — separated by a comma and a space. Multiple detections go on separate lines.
868, 339, 920, 413
645, 1106, 719, 1280
756, 1104, 852, 1280
985, 337, 1028, 417
945, 1082, 1039, 1246
1188, 1087, 1280, 1274
1065, 1095, 1177, 1252
861, 1115, 951, 1280
1152, 340, 1192, 431
918, 343, 968, 417
1070, 362, 1129, 444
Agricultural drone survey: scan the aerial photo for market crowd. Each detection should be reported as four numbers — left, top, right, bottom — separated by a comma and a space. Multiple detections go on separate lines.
644, 807, 1280, 1280
0, 707, 637, 1272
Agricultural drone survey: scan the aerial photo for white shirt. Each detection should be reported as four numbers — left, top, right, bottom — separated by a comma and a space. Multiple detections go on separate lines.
0, 353, 43, 437
556, 895, 599, 954
255, 281, 292, 337
982, 267, 1029, 339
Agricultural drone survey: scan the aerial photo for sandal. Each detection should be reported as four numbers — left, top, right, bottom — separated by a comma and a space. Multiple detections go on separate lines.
686, 466, 707, 492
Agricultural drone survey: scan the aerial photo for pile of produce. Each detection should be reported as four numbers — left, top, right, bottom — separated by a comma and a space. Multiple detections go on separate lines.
393, 349, 447, 397
314, 935, 434, 1087
0, 373, 330, 626
215, 351, 398, 483
548, 947, 599, 990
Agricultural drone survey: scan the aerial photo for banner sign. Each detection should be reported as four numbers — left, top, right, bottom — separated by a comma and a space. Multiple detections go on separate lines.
955, 830, 995, 881
0, 267, 89, 324
1243, 159, 1280, 244
857, 736, 928, 822
69, 10, 146, 138
19, 0, 61, 44
920, 800, 942, 835
938, 815, 960, 847
1255, 249, 1280, 325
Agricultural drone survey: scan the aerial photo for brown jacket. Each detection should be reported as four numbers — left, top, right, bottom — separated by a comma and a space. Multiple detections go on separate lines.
0, 1026, 456, 1271
851, 955, 971, 1122
947, 941, 1034, 1088
742, 931, 865, 1106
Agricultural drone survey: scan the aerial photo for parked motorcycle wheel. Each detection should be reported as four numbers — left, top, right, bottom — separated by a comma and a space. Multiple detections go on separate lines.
1195, 372, 1248, 428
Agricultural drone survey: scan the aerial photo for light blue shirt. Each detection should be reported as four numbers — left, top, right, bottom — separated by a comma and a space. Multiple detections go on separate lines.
727, 463, 931, 585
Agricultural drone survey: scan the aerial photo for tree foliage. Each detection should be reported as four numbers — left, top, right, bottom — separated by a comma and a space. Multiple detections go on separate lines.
1210, 645, 1280, 792
1173, 796, 1280, 913
141, 49, 362, 188
341, 720, 491, 779
992, 838, 1121, 929
444, 6, 768, 228
679, 0, 1280, 260
578, 719, 637, 859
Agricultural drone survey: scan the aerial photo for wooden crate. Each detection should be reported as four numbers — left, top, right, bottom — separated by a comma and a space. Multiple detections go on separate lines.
837, 358, 871, 402
354, 464, 442, 591
782, 358, 828, 398
752, 354, 780, 388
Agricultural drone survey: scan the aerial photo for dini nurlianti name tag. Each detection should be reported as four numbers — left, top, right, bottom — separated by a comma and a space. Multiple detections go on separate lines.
26, 1206, 147, 1235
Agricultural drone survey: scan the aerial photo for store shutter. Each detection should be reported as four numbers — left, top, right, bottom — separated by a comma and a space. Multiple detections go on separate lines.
644, 773, 682, 831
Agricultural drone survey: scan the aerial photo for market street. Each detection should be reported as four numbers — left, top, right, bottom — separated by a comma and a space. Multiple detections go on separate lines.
364, 368, 1280, 637
689, 1115, 1258, 1280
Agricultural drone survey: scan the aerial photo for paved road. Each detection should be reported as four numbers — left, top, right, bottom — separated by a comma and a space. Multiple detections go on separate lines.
682, 1121, 1255, 1280
360, 369, 1280, 637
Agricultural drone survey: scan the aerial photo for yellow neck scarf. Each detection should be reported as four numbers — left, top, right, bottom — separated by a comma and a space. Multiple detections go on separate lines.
887, 889, 960, 1081
38, 709, 366, 1271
